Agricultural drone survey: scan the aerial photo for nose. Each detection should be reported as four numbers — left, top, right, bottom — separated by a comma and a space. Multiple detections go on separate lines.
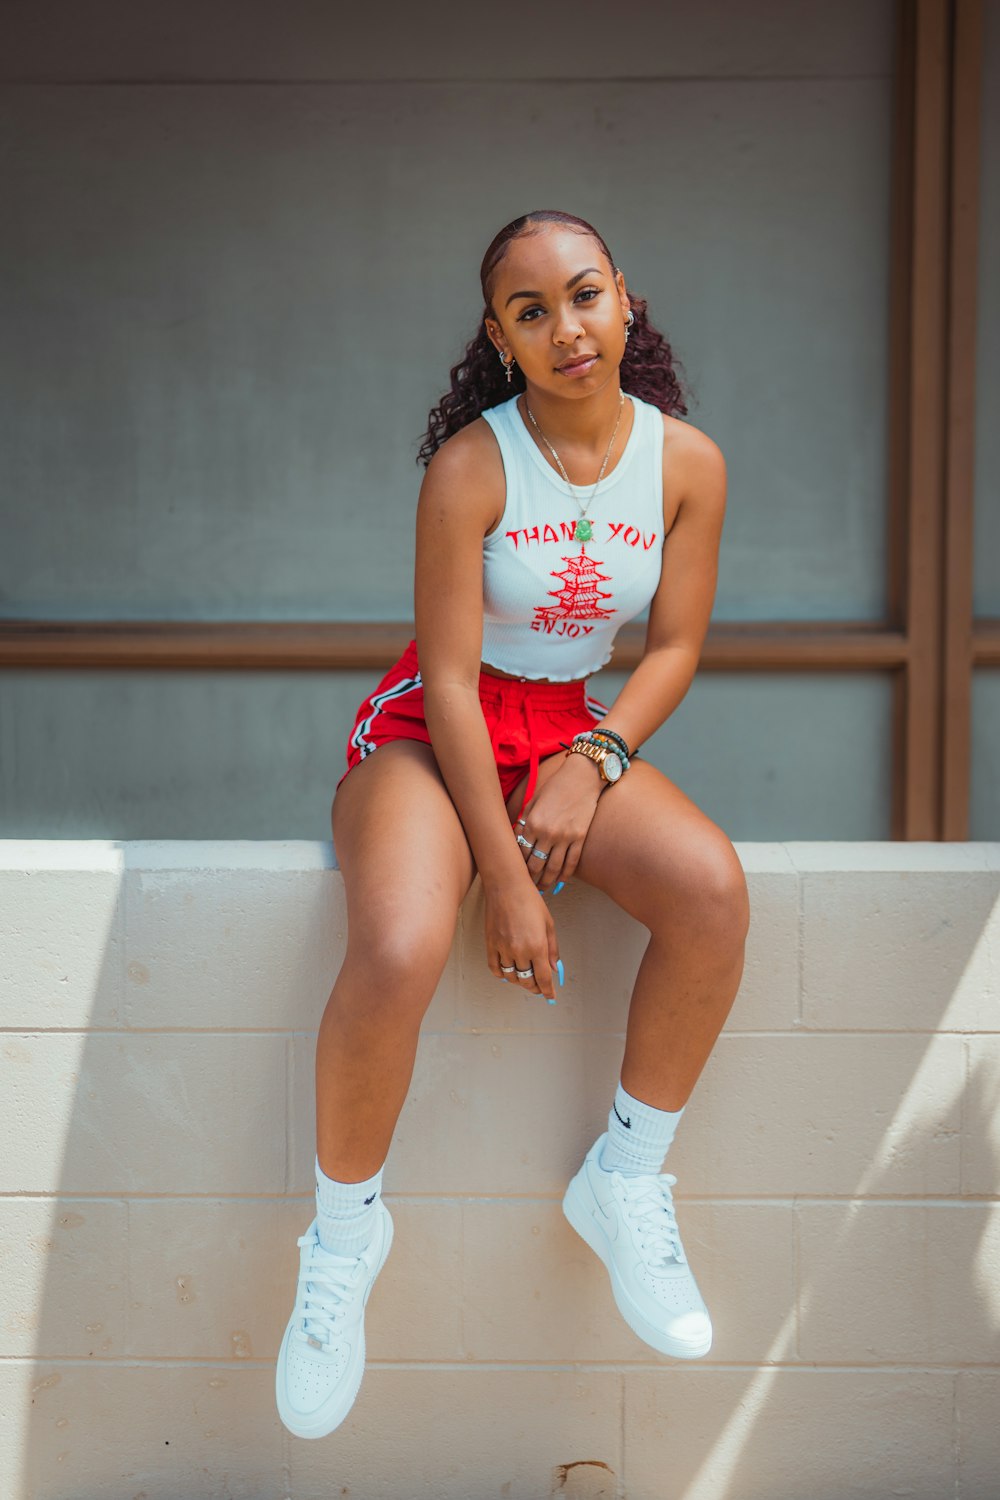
552, 302, 586, 345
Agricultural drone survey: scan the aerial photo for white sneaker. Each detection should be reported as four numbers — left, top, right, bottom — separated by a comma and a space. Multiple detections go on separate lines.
275, 1205, 393, 1439
562, 1133, 712, 1359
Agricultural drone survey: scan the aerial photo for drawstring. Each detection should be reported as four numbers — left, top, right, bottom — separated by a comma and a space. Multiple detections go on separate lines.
486, 679, 541, 823
520, 695, 540, 819
488, 708, 506, 765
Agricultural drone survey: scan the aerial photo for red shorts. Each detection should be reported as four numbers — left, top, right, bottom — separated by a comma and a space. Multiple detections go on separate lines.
340, 640, 608, 815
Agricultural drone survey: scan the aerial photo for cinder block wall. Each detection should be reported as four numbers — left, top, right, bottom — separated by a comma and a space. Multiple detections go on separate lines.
1, 841, 998, 1500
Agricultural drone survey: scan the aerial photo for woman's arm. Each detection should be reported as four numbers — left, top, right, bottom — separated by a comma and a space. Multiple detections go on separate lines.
517, 422, 728, 879
413, 424, 560, 998
588, 420, 728, 753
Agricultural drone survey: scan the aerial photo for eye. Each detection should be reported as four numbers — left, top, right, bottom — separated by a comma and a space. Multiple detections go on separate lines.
521, 288, 599, 324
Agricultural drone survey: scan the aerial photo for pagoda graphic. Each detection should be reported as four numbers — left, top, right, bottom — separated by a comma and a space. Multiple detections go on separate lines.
533, 551, 615, 628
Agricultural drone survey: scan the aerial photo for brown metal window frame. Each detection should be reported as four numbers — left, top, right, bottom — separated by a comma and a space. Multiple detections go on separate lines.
0, 0, 990, 839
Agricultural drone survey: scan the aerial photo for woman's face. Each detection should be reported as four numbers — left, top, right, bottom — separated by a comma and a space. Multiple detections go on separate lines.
485, 225, 631, 398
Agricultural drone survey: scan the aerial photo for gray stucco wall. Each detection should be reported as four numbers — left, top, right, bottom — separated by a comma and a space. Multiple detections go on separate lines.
0, 0, 979, 840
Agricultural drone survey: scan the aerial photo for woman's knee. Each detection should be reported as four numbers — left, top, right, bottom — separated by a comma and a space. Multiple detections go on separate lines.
336, 912, 457, 1020
652, 831, 750, 947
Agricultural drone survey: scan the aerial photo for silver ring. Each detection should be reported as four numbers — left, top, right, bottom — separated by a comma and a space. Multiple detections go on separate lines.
500, 964, 516, 975
530, 848, 550, 861
515, 833, 533, 850
515, 966, 534, 980
515, 818, 527, 827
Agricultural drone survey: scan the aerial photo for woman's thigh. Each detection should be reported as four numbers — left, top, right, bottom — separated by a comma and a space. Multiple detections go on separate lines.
581, 760, 749, 937
333, 740, 476, 977
516, 755, 748, 938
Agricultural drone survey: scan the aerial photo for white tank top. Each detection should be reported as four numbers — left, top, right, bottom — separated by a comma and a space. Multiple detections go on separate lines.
479, 392, 666, 680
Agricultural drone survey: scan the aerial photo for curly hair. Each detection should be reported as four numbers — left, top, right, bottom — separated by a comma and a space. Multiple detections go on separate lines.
416, 209, 690, 467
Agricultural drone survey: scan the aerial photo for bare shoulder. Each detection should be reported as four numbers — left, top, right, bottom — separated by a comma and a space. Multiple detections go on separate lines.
659, 413, 727, 532
419, 415, 506, 535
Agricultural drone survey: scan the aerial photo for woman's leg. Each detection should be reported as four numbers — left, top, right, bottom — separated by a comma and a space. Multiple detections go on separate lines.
512, 755, 748, 1360
277, 739, 476, 1443
511, 755, 749, 1105
572, 760, 750, 1107
320, 739, 476, 1180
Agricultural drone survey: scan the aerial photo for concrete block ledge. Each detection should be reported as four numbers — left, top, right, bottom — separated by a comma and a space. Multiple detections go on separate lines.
1, 841, 998, 1500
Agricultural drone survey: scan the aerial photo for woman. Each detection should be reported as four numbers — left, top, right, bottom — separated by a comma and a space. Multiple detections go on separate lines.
276, 209, 750, 1440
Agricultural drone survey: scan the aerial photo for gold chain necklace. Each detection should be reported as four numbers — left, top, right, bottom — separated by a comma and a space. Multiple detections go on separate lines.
525, 389, 625, 543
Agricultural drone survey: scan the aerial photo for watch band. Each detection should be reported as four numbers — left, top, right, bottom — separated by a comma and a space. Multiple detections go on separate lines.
570, 739, 606, 770
569, 738, 623, 785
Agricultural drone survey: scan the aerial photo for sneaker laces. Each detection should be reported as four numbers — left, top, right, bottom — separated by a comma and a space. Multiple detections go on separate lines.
295, 1233, 365, 1349
620, 1172, 687, 1268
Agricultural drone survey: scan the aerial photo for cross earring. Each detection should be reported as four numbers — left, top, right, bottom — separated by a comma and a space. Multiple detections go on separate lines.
499, 350, 514, 383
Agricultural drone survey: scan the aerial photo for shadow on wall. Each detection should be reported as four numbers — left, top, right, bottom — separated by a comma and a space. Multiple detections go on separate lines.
7, 849, 1000, 1499
634, 1040, 1000, 1500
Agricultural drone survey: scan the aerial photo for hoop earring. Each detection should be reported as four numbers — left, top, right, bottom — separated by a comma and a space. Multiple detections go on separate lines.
499, 350, 515, 384
624, 310, 635, 342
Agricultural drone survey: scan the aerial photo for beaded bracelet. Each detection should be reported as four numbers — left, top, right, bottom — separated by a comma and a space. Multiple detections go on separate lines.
588, 727, 632, 761
571, 730, 631, 772
576, 728, 631, 763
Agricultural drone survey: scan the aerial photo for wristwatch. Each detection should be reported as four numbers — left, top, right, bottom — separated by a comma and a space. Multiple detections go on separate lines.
569, 738, 624, 785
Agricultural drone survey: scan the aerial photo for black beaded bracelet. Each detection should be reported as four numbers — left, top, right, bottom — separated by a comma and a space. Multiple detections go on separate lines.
571, 730, 631, 771
586, 727, 632, 761
594, 729, 631, 759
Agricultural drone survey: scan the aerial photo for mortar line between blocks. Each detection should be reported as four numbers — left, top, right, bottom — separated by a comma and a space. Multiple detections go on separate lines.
9, 1024, 997, 1036
283, 1034, 292, 1195
795, 863, 804, 1028
458, 1198, 468, 1360
952, 1367, 961, 1500
280, 1415, 293, 1499
618, 1365, 626, 1500
119, 852, 130, 1029
2, 1356, 986, 1373
793, 1193, 802, 1361
3, 1192, 997, 1205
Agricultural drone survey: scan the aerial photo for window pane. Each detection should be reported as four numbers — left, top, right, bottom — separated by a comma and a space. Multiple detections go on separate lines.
1, 57, 891, 624
1, 668, 894, 842
974, 0, 1000, 616
0, 670, 372, 840
588, 669, 893, 840
1, 1, 893, 84
971, 670, 1000, 839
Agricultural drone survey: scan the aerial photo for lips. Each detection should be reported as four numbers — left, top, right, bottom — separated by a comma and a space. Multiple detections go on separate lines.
556, 354, 599, 375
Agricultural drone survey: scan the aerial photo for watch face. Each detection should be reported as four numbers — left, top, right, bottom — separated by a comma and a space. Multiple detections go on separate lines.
602, 752, 623, 782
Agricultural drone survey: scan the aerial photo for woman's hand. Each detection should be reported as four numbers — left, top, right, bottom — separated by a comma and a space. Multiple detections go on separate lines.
514, 753, 604, 892
485, 873, 561, 1001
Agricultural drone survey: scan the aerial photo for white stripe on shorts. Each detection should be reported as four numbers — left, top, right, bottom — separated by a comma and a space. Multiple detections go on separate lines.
351, 673, 423, 759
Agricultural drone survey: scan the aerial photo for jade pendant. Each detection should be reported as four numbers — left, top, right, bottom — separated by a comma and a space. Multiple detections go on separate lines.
574, 518, 593, 543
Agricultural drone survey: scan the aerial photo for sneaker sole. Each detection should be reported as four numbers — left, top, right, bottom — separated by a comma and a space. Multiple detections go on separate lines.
275, 1213, 394, 1439
562, 1175, 712, 1360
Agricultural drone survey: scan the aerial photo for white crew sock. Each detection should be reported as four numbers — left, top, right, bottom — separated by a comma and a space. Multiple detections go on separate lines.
599, 1081, 685, 1176
315, 1156, 384, 1257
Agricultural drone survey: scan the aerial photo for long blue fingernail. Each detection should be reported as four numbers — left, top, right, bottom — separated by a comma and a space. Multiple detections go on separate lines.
556, 959, 564, 987
552, 882, 565, 895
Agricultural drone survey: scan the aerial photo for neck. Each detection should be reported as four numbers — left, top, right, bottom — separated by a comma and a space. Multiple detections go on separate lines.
519, 379, 625, 449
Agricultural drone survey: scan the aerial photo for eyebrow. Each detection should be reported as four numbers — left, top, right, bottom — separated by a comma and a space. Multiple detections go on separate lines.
504, 267, 604, 308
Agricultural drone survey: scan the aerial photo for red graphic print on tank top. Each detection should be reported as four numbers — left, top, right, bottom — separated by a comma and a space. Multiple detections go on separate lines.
532, 550, 615, 635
